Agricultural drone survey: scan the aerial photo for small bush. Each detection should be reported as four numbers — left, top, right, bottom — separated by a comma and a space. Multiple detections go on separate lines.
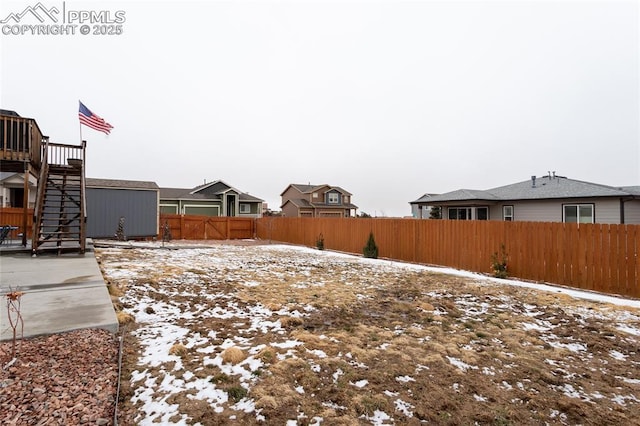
116, 311, 135, 325
363, 232, 378, 259
279, 316, 303, 328
222, 347, 246, 364
316, 233, 324, 250
227, 386, 248, 402
169, 343, 188, 357
491, 244, 509, 278
257, 347, 275, 363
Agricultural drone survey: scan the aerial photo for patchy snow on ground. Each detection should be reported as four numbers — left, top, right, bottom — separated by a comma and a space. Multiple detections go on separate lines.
97, 241, 640, 425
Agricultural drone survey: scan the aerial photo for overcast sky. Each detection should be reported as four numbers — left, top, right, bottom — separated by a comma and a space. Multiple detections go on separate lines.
1, 0, 638, 217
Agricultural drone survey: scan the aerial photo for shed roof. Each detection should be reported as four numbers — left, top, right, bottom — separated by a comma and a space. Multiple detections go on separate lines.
86, 178, 159, 190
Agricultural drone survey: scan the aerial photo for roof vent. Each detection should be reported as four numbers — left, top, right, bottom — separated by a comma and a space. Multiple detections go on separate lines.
531, 175, 536, 188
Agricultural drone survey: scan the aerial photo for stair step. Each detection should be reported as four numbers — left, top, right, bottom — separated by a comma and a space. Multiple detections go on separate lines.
34, 160, 86, 254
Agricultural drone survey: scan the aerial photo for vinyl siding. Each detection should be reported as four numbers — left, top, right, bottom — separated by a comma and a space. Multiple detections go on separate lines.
184, 205, 219, 216
490, 198, 624, 224
624, 199, 640, 224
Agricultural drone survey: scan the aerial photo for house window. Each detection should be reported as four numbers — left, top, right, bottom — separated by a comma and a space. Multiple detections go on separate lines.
503, 205, 514, 221
477, 207, 488, 220
313, 192, 318, 199
328, 193, 340, 204
448, 207, 471, 220
448, 207, 487, 220
240, 203, 250, 214
563, 204, 594, 223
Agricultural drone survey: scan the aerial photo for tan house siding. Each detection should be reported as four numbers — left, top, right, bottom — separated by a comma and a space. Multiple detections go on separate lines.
281, 187, 303, 203
281, 203, 298, 217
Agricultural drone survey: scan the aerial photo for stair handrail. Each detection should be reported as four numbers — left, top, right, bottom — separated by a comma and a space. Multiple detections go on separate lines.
31, 139, 50, 252
80, 140, 87, 253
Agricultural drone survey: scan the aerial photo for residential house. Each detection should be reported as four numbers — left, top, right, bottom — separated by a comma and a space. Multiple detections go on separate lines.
410, 173, 640, 224
0, 172, 37, 208
159, 180, 264, 218
410, 193, 439, 219
281, 184, 357, 217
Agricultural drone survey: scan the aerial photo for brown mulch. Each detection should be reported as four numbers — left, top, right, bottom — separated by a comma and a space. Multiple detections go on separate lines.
0, 329, 119, 425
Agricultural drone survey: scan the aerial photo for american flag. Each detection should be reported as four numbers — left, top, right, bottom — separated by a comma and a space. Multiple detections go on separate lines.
78, 101, 114, 135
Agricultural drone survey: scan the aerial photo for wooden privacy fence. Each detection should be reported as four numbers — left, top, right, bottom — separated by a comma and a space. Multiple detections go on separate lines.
256, 217, 639, 299
0, 207, 33, 239
160, 214, 255, 240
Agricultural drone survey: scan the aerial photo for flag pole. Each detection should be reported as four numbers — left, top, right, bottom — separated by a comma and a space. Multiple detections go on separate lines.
78, 100, 84, 145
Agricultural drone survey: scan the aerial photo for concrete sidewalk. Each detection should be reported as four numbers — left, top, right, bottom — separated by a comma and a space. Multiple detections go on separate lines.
0, 248, 118, 341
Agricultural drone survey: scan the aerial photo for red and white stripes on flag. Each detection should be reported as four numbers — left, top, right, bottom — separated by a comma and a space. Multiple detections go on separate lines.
78, 101, 114, 135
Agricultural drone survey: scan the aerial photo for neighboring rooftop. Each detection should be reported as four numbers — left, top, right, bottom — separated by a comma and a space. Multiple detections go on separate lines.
412, 174, 638, 204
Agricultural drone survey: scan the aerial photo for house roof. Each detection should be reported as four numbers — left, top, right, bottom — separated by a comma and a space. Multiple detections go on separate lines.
160, 180, 264, 202
410, 193, 440, 203
309, 201, 359, 209
281, 199, 312, 209
86, 178, 159, 190
191, 180, 234, 194
280, 198, 358, 209
0, 172, 17, 182
159, 187, 210, 200
239, 193, 264, 202
412, 176, 638, 204
282, 183, 353, 196
621, 186, 640, 196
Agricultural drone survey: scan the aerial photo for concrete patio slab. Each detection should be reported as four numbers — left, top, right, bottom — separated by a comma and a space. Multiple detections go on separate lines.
0, 250, 118, 341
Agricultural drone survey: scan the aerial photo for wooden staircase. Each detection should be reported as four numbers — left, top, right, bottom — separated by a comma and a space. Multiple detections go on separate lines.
32, 142, 87, 255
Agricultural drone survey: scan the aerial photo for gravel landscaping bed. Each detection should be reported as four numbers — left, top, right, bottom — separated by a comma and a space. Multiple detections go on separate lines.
1, 329, 119, 425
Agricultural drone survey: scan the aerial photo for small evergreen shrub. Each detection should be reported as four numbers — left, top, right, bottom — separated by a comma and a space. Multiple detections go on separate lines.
363, 232, 378, 259
316, 233, 324, 250
227, 386, 248, 402
491, 244, 509, 278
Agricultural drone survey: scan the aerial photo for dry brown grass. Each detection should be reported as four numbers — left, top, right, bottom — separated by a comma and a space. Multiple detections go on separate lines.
169, 344, 188, 357
107, 283, 125, 297
279, 316, 304, 328
116, 311, 134, 325
99, 245, 640, 426
221, 347, 246, 364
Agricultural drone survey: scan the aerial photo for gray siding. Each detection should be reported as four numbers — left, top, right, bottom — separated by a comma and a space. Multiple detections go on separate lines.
86, 188, 158, 238
489, 198, 624, 224
624, 199, 640, 224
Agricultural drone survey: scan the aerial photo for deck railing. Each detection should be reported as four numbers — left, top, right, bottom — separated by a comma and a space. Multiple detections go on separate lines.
0, 114, 46, 167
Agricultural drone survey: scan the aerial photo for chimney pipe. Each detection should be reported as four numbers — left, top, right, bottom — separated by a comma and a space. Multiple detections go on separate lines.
531, 175, 536, 187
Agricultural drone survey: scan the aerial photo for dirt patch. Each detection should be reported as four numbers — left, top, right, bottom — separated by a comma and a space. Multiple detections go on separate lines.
96, 243, 640, 425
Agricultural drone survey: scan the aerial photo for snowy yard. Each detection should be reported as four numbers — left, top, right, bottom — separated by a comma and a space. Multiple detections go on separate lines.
95, 241, 640, 425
